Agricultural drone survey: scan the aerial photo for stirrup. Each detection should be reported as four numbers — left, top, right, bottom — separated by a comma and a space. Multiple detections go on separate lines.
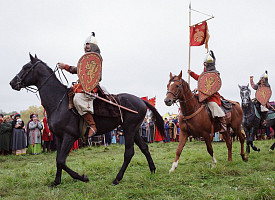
88, 127, 96, 138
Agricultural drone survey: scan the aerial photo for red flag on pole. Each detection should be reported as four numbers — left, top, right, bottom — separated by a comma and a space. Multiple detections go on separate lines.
190, 21, 207, 46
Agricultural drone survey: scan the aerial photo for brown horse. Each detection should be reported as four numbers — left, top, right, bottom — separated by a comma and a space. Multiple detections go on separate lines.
164, 71, 247, 173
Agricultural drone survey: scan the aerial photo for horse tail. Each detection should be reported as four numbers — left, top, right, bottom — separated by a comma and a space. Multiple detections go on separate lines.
143, 100, 166, 139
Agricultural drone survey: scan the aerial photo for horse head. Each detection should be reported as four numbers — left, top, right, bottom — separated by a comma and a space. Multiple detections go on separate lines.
164, 71, 186, 106
10, 53, 45, 91
238, 84, 251, 107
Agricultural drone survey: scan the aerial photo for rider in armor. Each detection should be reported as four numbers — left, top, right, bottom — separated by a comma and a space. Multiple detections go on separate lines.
250, 71, 270, 126
58, 32, 101, 138
188, 50, 227, 133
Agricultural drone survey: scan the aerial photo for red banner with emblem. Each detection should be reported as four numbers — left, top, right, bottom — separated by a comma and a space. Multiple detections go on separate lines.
77, 52, 102, 93
190, 21, 208, 46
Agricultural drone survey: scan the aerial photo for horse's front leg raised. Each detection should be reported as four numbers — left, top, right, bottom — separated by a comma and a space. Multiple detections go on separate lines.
169, 131, 188, 173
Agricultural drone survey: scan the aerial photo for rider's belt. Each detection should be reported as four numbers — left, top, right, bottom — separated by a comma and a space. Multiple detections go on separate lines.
72, 82, 98, 93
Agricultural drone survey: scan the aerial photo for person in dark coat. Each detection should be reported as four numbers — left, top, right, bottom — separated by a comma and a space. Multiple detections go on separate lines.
11, 113, 27, 155
0, 115, 12, 155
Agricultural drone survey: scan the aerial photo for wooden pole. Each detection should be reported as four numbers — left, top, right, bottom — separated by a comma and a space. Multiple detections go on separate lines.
188, 2, 191, 86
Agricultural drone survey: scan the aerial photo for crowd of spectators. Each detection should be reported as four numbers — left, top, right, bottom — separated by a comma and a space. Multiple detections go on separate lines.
1, 112, 274, 156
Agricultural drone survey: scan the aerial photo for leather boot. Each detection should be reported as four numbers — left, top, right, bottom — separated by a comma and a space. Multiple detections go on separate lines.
68, 88, 75, 110
82, 113, 97, 138
218, 117, 227, 133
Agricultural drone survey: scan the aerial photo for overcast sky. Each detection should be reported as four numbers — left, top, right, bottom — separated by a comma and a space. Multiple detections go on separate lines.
1, 0, 275, 116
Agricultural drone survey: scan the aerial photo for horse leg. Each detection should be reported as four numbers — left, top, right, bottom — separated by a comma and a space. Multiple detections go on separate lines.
51, 137, 63, 187
251, 127, 260, 152
204, 134, 217, 167
112, 132, 135, 185
52, 134, 88, 187
169, 131, 188, 173
233, 126, 248, 161
134, 133, 156, 173
221, 131, 232, 161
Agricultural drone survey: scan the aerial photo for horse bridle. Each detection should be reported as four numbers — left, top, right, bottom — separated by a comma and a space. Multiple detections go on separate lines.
15, 61, 41, 91
166, 78, 194, 104
16, 61, 68, 93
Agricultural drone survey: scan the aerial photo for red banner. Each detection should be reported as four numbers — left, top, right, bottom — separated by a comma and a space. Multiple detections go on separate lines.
148, 97, 156, 107
190, 21, 207, 46
141, 96, 156, 107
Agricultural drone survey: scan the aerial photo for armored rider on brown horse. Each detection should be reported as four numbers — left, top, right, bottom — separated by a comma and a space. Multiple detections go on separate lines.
165, 50, 247, 173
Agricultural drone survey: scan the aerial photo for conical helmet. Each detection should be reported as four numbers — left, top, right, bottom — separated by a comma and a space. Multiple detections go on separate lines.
84, 32, 97, 47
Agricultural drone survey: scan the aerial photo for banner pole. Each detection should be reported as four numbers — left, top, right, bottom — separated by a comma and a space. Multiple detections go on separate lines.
188, 2, 191, 86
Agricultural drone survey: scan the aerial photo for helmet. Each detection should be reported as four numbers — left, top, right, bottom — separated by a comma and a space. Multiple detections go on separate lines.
204, 50, 217, 72
84, 32, 97, 47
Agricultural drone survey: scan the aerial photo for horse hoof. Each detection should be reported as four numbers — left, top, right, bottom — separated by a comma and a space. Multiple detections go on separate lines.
51, 181, 59, 188
112, 180, 119, 186
82, 174, 89, 182
151, 169, 156, 174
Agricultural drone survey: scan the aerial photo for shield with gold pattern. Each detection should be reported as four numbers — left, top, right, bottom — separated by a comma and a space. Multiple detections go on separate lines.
255, 86, 272, 106
77, 52, 102, 93
198, 72, 222, 102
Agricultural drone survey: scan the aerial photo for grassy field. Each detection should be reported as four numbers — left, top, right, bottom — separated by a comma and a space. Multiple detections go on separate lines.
0, 139, 274, 200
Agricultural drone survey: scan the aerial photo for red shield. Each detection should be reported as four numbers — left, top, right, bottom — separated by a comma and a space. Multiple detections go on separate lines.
198, 72, 222, 102
255, 86, 272, 106
77, 52, 102, 93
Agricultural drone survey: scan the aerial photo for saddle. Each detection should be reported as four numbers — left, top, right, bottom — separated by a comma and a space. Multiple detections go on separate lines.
220, 99, 232, 114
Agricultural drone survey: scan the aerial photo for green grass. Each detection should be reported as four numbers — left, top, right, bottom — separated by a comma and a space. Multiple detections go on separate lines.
0, 140, 274, 200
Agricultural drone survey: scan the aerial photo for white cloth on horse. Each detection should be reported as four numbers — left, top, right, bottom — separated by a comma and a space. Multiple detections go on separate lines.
73, 93, 96, 116
260, 105, 269, 112
207, 102, 225, 118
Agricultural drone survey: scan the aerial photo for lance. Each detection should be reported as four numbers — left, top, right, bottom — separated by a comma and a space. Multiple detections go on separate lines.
85, 92, 138, 114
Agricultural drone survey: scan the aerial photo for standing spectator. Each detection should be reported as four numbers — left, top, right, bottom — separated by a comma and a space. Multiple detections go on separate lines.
168, 117, 177, 142
42, 117, 53, 152
11, 113, 27, 155
141, 118, 148, 142
27, 114, 43, 155
111, 130, 117, 144
149, 117, 155, 143
0, 114, 3, 126
164, 118, 170, 143
0, 115, 12, 155
25, 113, 35, 147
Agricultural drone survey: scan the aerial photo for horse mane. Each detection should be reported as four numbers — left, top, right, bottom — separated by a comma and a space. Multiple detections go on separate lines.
38, 59, 68, 90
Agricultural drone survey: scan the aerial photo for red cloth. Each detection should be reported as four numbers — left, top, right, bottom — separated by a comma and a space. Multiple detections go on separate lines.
190, 21, 207, 46
154, 127, 165, 142
189, 71, 221, 106
71, 140, 79, 150
148, 97, 156, 107
42, 117, 53, 141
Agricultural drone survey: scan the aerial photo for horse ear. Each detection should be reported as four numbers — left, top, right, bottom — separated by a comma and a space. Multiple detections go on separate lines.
170, 72, 172, 79
179, 70, 182, 79
247, 83, 249, 88
29, 53, 36, 64
238, 84, 242, 89
35, 54, 38, 59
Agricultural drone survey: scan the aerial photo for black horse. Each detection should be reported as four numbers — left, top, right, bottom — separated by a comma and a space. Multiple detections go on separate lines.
239, 84, 275, 153
10, 54, 165, 186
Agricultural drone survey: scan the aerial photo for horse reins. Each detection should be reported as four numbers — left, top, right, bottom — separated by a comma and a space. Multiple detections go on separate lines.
16, 61, 69, 109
